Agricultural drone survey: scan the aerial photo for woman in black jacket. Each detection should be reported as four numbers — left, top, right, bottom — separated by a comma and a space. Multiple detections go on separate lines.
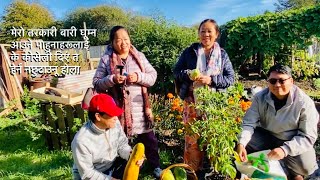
173, 18, 235, 175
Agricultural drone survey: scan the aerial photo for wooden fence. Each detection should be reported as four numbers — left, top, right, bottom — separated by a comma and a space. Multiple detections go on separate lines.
41, 102, 86, 150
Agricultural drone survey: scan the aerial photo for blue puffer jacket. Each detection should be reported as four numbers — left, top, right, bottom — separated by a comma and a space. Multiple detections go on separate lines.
173, 43, 235, 100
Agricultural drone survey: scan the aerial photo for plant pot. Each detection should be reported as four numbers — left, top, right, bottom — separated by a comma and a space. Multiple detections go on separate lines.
29, 78, 47, 90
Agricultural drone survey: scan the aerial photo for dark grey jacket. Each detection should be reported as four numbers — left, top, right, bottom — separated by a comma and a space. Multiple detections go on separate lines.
173, 43, 235, 99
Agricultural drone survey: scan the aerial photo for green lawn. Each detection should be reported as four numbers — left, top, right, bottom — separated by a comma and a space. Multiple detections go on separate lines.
0, 127, 181, 180
0, 128, 72, 180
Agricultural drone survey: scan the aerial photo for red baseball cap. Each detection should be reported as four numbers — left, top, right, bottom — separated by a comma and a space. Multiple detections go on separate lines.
89, 94, 123, 117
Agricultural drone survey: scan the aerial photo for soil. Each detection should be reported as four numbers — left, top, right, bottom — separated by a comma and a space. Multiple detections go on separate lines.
239, 79, 316, 92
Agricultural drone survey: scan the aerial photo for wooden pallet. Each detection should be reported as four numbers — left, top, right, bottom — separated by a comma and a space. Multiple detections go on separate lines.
41, 103, 86, 150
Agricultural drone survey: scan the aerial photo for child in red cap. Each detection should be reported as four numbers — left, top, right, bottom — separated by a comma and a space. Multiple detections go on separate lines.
71, 94, 144, 180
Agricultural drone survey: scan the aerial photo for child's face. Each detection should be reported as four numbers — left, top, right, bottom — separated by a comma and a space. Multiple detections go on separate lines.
99, 113, 117, 129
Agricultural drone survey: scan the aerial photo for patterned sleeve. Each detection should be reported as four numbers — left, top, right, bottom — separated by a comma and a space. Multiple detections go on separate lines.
135, 52, 157, 87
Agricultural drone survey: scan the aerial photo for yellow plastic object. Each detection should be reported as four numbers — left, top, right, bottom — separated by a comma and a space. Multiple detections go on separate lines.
162, 169, 175, 180
160, 163, 198, 180
123, 143, 145, 180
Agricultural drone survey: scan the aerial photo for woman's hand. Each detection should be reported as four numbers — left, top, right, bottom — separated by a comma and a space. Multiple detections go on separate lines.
195, 75, 211, 85
237, 144, 248, 162
267, 147, 285, 160
127, 72, 138, 83
113, 74, 127, 84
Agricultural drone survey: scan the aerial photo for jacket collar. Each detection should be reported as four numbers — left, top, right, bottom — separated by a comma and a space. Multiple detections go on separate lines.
88, 120, 105, 135
191, 43, 200, 52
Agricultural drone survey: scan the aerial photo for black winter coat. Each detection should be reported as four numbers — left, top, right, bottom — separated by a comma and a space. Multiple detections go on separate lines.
173, 43, 235, 100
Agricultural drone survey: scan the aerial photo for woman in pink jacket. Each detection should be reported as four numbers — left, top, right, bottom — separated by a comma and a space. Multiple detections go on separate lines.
92, 26, 162, 178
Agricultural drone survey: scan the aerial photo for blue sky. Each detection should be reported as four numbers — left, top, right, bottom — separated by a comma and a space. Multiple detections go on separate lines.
0, 0, 278, 26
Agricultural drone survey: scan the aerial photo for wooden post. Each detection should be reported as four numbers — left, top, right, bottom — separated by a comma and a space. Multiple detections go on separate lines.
41, 103, 53, 150
46, 104, 60, 150
54, 104, 69, 149
65, 105, 76, 143
83, 22, 93, 70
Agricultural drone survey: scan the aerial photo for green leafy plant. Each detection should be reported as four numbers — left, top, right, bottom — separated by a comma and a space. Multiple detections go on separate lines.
189, 83, 249, 179
0, 87, 52, 140
130, 18, 197, 94
292, 51, 319, 79
313, 78, 320, 90
221, 5, 320, 70
151, 94, 184, 142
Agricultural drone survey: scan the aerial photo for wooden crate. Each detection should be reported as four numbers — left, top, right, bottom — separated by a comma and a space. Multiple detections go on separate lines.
30, 86, 84, 105
41, 103, 86, 150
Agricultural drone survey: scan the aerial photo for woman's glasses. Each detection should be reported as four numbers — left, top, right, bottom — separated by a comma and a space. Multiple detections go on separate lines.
267, 77, 291, 85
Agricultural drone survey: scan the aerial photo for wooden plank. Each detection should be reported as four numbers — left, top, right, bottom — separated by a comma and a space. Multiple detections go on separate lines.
54, 104, 68, 149
0, 105, 14, 117
90, 58, 100, 62
0, 46, 23, 110
0, 45, 23, 94
40, 103, 53, 150
0, 75, 12, 102
64, 105, 75, 143
46, 104, 60, 150
0, 54, 14, 100
0, 85, 9, 103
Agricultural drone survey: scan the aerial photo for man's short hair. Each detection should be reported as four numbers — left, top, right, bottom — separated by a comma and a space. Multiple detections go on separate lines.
88, 111, 106, 123
267, 64, 292, 77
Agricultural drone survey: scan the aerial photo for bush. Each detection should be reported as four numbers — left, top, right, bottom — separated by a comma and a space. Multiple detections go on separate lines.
130, 18, 197, 95
189, 83, 250, 178
292, 54, 319, 79
313, 78, 320, 90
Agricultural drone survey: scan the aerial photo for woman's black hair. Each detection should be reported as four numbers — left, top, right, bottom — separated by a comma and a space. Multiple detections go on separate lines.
198, 19, 220, 36
108, 25, 129, 45
88, 111, 105, 123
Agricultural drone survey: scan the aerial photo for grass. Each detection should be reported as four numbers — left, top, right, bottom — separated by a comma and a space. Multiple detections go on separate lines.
0, 127, 182, 180
0, 128, 73, 180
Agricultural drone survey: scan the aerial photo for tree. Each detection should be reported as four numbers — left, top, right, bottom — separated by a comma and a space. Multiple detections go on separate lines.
274, 0, 319, 11
63, 5, 132, 45
0, 0, 54, 43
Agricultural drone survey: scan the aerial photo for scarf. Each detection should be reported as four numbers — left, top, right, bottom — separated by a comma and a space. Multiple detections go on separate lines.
196, 42, 222, 76
109, 45, 153, 136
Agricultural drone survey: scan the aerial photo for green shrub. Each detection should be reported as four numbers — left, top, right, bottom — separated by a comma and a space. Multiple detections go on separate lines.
189, 83, 247, 178
313, 78, 320, 90
130, 17, 197, 94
